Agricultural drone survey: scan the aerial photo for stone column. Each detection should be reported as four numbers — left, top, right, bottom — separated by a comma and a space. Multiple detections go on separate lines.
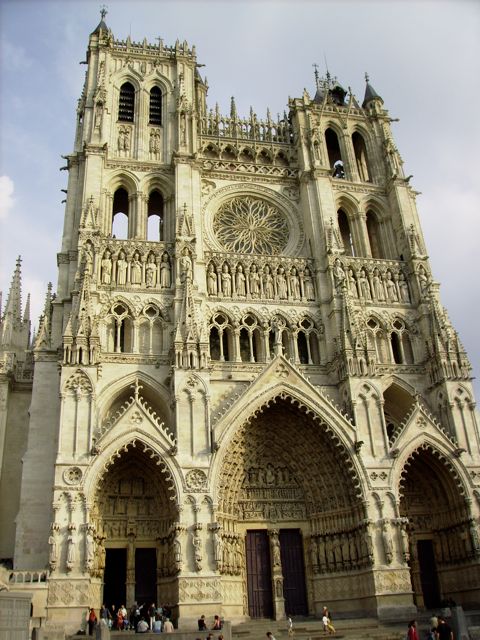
126, 533, 136, 607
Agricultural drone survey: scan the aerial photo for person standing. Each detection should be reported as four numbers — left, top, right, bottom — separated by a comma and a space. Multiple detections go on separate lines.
87, 608, 97, 636
407, 620, 419, 640
435, 617, 454, 640
198, 614, 207, 631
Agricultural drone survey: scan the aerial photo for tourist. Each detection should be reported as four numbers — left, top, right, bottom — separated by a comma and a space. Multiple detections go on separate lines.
137, 617, 149, 633
266, 632, 276, 640
99, 604, 112, 629
212, 614, 222, 630
198, 614, 208, 630
435, 616, 453, 640
322, 611, 335, 635
287, 615, 294, 637
407, 620, 419, 640
148, 603, 157, 630
163, 617, 174, 632
87, 608, 97, 636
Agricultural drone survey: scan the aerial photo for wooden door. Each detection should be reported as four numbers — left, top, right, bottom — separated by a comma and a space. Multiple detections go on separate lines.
280, 529, 308, 616
246, 530, 273, 618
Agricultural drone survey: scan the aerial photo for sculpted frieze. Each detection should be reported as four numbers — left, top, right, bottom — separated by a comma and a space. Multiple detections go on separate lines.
178, 577, 222, 602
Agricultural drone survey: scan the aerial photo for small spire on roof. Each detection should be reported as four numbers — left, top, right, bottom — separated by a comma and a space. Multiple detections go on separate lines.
365, 72, 370, 83
100, 5, 107, 20
313, 63, 320, 90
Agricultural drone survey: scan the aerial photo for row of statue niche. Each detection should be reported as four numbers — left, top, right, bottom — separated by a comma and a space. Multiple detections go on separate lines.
99, 249, 172, 288
207, 261, 316, 301
333, 258, 410, 303
309, 528, 374, 574
48, 522, 100, 573
214, 532, 244, 575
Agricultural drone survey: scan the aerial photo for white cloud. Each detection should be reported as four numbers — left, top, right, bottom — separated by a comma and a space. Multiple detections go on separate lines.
0, 175, 14, 219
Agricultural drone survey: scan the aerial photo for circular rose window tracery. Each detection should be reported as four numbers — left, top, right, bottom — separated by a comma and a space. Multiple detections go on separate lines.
213, 196, 290, 255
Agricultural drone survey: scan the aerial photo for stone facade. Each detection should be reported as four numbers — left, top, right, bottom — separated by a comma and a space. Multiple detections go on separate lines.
1, 13, 480, 635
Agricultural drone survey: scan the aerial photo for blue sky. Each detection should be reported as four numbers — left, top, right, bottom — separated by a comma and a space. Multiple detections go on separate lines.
0, 0, 479, 394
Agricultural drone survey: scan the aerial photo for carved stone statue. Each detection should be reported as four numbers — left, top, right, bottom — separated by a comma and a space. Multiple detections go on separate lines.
116, 251, 127, 286
66, 527, 77, 570
160, 253, 171, 288
48, 523, 59, 570
385, 271, 398, 302
207, 263, 218, 295
372, 268, 385, 301
101, 250, 112, 285
235, 265, 246, 296
276, 267, 287, 299
221, 264, 232, 297
358, 269, 371, 300
145, 254, 157, 288
249, 265, 260, 298
262, 265, 275, 299
289, 267, 301, 300
193, 529, 202, 571
180, 249, 193, 283
347, 268, 358, 298
131, 252, 142, 285
85, 526, 95, 570
303, 267, 315, 300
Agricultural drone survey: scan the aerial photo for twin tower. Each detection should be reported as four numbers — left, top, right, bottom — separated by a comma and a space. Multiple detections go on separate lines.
0, 12, 479, 634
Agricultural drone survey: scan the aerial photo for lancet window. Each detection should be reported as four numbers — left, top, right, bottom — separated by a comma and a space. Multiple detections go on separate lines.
367, 318, 388, 363
366, 210, 384, 259
105, 303, 133, 353
149, 86, 162, 125
111, 188, 130, 239
118, 82, 135, 122
325, 128, 345, 178
138, 305, 164, 355
209, 313, 233, 362
297, 317, 321, 365
391, 319, 414, 365
352, 131, 371, 182
238, 314, 263, 363
147, 190, 164, 241
338, 209, 355, 256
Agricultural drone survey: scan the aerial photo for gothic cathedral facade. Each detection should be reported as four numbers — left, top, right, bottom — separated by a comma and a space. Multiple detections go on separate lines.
1, 15, 479, 634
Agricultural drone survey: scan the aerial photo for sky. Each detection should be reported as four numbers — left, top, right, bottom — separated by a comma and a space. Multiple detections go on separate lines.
0, 0, 479, 395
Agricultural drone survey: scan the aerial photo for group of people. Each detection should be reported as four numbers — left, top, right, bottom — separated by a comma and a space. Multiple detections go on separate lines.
405, 615, 454, 640
197, 614, 224, 632
87, 602, 174, 634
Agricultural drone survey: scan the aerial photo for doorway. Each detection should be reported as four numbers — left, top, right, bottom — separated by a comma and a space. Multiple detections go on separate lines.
104, 548, 127, 609
417, 540, 441, 608
246, 530, 273, 618
280, 529, 308, 616
135, 548, 157, 605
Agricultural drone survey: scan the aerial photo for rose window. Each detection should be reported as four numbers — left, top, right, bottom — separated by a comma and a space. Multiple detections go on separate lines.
213, 196, 290, 255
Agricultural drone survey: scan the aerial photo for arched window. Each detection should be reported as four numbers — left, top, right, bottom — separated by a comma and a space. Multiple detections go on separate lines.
366, 210, 384, 258
105, 302, 133, 353
209, 313, 232, 362
325, 128, 345, 178
338, 209, 355, 256
149, 86, 162, 125
118, 82, 135, 122
112, 187, 129, 238
147, 190, 164, 241
352, 132, 371, 182
391, 332, 402, 364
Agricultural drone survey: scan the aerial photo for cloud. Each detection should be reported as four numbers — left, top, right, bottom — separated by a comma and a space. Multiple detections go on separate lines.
0, 176, 14, 219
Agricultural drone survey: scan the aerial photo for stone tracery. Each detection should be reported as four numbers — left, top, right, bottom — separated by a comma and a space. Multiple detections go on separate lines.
213, 196, 290, 255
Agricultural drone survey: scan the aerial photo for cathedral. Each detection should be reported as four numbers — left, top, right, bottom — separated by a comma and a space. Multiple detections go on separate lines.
0, 12, 479, 635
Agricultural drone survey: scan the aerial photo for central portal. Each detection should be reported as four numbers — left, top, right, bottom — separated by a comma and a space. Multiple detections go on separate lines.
246, 529, 307, 618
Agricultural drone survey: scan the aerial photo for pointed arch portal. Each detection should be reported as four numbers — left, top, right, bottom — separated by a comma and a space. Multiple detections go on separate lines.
90, 441, 177, 610
217, 397, 367, 619
399, 445, 476, 609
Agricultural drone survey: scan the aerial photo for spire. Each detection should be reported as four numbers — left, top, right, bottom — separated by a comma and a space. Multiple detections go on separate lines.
1, 257, 31, 353
230, 96, 237, 119
23, 293, 30, 323
3, 256, 23, 322
362, 72, 383, 108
